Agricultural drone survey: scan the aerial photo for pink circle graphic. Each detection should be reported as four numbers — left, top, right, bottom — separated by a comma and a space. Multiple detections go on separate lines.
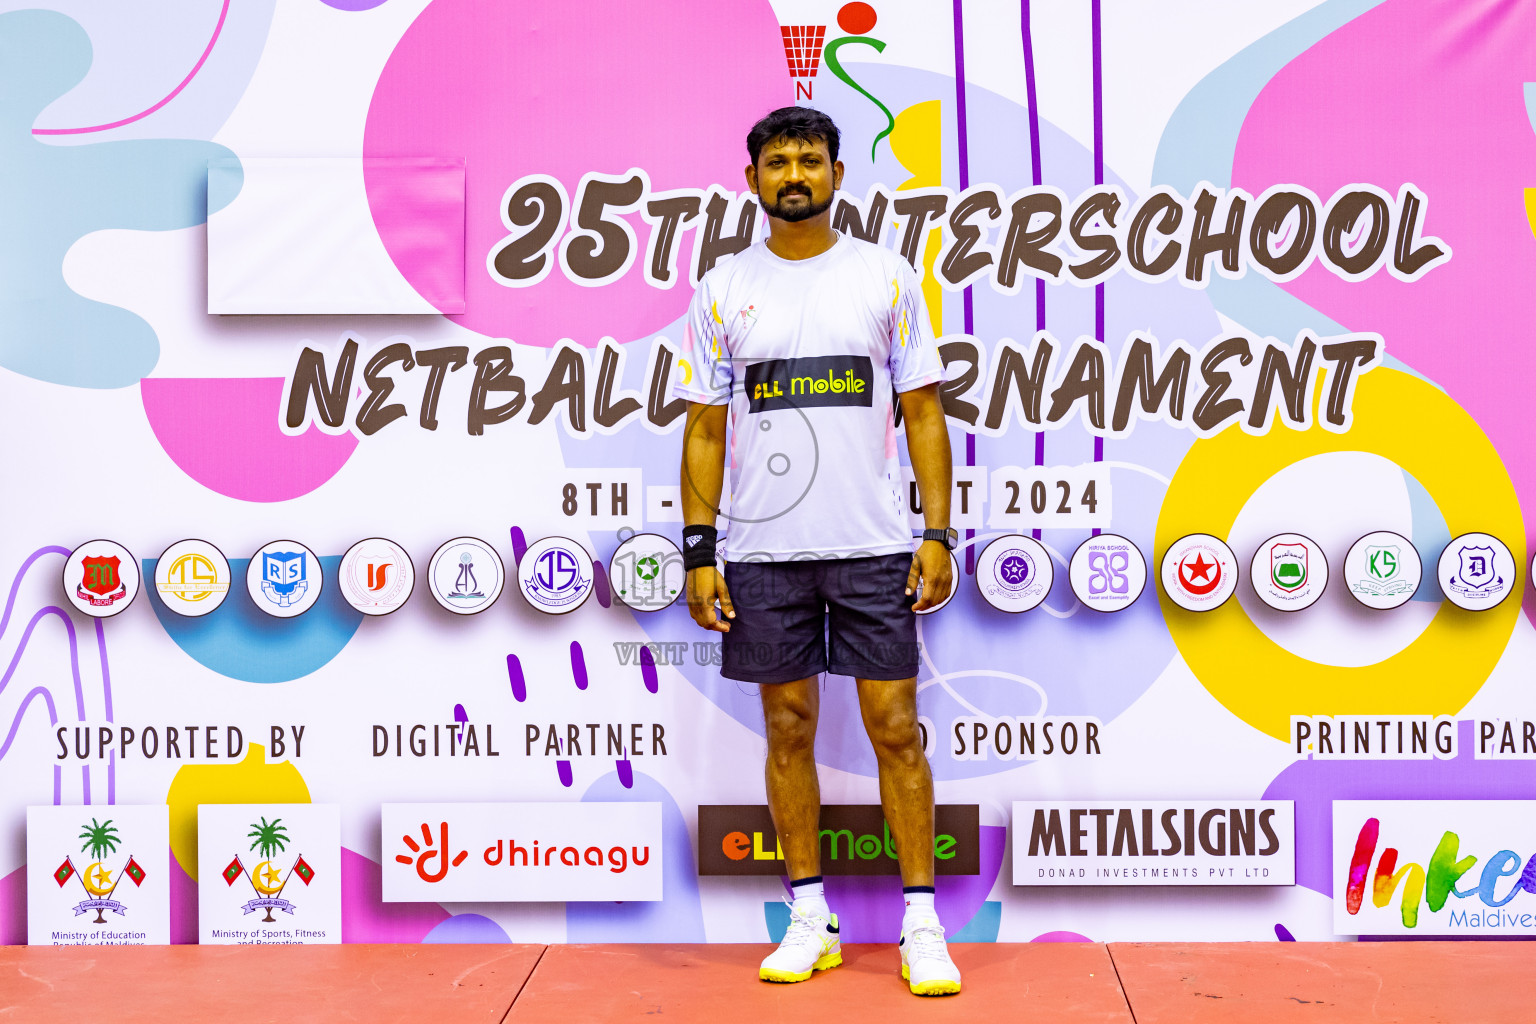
364, 0, 785, 347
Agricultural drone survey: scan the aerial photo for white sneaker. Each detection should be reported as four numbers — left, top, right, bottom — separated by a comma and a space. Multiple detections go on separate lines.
759, 905, 842, 983
900, 918, 961, 996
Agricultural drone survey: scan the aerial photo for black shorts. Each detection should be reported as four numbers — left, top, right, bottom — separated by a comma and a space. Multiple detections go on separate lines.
721, 553, 920, 684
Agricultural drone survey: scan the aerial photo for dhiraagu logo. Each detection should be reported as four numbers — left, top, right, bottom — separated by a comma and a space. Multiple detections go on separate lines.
1337, 802, 1536, 934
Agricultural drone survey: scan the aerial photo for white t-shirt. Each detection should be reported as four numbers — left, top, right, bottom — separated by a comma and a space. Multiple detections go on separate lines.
673, 234, 944, 561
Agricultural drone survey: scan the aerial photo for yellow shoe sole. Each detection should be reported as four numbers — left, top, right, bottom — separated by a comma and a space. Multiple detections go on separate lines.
760, 951, 842, 983
901, 962, 962, 996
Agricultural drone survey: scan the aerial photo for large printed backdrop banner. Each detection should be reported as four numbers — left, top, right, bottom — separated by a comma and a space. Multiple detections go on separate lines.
1, 0, 1534, 945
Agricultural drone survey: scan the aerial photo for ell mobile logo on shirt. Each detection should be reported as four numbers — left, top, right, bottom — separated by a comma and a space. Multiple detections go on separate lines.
744, 355, 874, 412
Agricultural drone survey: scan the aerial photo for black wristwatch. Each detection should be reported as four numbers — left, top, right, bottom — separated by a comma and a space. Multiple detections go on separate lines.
922, 527, 958, 551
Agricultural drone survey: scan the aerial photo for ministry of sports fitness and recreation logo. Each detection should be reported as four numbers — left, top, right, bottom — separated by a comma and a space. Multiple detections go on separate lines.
153, 539, 230, 617
427, 536, 504, 614
1251, 532, 1328, 612
245, 540, 323, 618
976, 535, 1053, 613
338, 537, 414, 616
53, 817, 147, 923
1067, 535, 1147, 612
519, 536, 594, 614
1343, 530, 1422, 610
221, 817, 316, 922
1437, 532, 1515, 611
1159, 534, 1237, 611
63, 540, 139, 618
609, 532, 683, 612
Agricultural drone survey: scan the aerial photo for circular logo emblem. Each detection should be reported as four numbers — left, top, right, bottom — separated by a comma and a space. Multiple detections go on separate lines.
338, 538, 415, 616
428, 537, 504, 615
913, 549, 960, 616
246, 540, 323, 618
1343, 531, 1422, 610
1068, 535, 1148, 612
609, 533, 683, 612
63, 540, 139, 618
1160, 534, 1238, 612
153, 539, 230, 617
1437, 532, 1516, 611
1250, 532, 1328, 612
519, 536, 594, 615
976, 535, 1053, 613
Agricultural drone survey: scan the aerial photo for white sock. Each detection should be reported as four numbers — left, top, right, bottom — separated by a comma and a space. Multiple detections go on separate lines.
790, 876, 829, 917
902, 888, 937, 927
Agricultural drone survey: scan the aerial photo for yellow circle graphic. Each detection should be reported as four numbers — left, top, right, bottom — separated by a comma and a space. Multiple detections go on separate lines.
1156, 367, 1524, 740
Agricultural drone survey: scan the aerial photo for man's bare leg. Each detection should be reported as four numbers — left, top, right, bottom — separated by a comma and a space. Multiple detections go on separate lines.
854, 676, 932, 885
761, 676, 823, 879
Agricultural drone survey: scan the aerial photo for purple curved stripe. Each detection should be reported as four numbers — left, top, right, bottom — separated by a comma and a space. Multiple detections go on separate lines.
592, 560, 611, 609
557, 760, 573, 787
82, 765, 89, 804
108, 751, 115, 805
33, 0, 232, 135
0, 686, 58, 758
616, 758, 634, 789
505, 653, 527, 702
570, 640, 587, 690
53, 764, 60, 805
0, 608, 87, 720
1275, 923, 1296, 941
509, 526, 528, 564
639, 644, 658, 694
96, 619, 113, 720
0, 546, 69, 638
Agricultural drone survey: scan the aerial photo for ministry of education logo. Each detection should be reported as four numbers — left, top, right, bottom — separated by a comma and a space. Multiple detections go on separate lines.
338, 537, 414, 616
1437, 532, 1515, 611
154, 539, 230, 617
1251, 533, 1328, 611
63, 540, 139, 618
519, 536, 594, 615
1160, 534, 1237, 612
1067, 535, 1147, 612
609, 532, 683, 612
1344, 530, 1422, 610
976, 535, 1052, 613
427, 537, 504, 615
246, 540, 323, 618
54, 817, 147, 924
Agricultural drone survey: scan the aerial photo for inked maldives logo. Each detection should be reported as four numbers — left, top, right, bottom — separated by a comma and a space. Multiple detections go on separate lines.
1345, 817, 1536, 928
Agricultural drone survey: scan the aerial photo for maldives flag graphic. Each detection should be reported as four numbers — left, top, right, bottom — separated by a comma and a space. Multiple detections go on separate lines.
291, 855, 315, 885
222, 855, 245, 886
54, 857, 76, 887
124, 856, 147, 886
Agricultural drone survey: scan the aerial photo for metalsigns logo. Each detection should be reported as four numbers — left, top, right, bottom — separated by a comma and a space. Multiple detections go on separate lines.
246, 540, 323, 618
338, 537, 414, 615
696, 805, 980, 876
53, 817, 148, 923
609, 531, 683, 612
381, 802, 662, 902
519, 536, 594, 614
1437, 532, 1515, 611
1251, 532, 1328, 611
1067, 534, 1147, 612
976, 535, 1052, 612
1013, 801, 1294, 886
221, 817, 316, 922
153, 539, 230, 617
1334, 801, 1536, 935
1159, 533, 1237, 611
427, 537, 504, 615
1343, 530, 1422, 610
63, 539, 139, 618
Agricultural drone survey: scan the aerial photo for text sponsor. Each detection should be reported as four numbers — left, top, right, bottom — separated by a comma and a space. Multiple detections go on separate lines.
382, 802, 661, 902
1013, 801, 1294, 886
697, 805, 979, 876
1334, 801, 1536, 935
950, 716, 1103, 760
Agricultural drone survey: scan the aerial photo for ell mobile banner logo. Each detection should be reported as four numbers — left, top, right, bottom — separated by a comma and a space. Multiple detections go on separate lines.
381, 802, 661, 902
696, 805, 980, 876
1333, 801, 1536, 936
1013, 801, 1295, 886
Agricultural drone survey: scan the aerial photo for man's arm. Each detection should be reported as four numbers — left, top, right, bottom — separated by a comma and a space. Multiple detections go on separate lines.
900, 383, 953, 611
681, 401, 734, 631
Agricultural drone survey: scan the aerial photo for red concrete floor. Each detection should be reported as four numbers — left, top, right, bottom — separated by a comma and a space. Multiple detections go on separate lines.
4, 941, 1535, 1023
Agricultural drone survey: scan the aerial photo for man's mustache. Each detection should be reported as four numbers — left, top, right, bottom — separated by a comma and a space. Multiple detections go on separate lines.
778, 185, 811, 197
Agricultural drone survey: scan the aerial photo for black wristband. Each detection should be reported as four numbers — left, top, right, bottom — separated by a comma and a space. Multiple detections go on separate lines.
682, 525, 718, 571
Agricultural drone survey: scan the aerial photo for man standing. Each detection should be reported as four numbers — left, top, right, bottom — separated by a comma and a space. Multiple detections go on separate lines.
675, 107, 961, 996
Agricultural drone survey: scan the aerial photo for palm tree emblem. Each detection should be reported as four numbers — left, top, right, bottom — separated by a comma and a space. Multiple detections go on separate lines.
247, 818, 290, 922
77, 818, 120, 922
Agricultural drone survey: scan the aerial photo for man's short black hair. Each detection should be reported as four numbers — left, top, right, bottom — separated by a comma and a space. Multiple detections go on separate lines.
746, 106, 841, 167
